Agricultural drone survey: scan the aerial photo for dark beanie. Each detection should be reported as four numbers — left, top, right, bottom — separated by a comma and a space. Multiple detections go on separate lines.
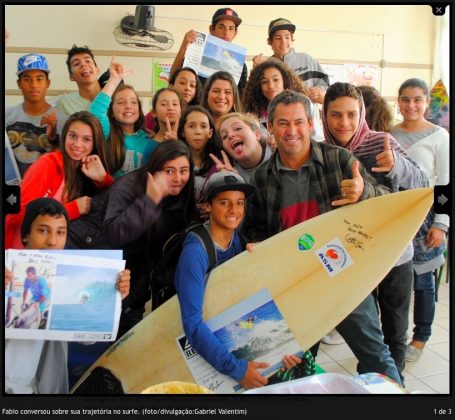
21, 198, 69, 243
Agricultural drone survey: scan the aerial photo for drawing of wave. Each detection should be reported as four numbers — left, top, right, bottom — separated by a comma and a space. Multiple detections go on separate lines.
214, 300, 301, 369
49, 303, 114, 331
230, 319, 296, 359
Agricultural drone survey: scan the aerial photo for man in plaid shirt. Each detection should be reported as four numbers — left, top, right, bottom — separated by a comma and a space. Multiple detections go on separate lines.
242, 89, 403, 386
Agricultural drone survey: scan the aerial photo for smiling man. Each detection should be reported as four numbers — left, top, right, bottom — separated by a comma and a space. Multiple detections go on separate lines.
242, 89, 404, 386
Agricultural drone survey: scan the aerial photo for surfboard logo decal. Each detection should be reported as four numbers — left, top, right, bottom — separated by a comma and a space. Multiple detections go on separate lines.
315, 238, 353, 277
298, 233, 315, 250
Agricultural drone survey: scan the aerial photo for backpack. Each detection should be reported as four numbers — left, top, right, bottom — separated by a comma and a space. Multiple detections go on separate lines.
151, 224, 216, 310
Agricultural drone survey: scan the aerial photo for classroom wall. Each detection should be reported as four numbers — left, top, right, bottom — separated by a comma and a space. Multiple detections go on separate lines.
5, 4, 437, 113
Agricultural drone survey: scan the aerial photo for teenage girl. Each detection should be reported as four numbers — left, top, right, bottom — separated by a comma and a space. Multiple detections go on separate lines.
178, 105, 222, 205
5, 111, 113, 249
200, 71, 243, 127
145, 67, 202, 131
391, 78, 449, 362
89, 56, 159, 178
148, 87, 185, 143
103, 141, 198, 335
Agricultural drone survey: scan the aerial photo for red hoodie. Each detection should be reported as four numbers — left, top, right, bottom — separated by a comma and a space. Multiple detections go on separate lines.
5, 150, 113, 249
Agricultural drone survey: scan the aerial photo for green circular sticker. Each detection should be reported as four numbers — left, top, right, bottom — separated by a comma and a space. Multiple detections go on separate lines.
298, 233, 315, 250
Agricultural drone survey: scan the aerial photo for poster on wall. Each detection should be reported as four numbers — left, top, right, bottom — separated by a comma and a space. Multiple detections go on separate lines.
321, 64, 344, 84
343, 63, 379, 88
152, 61, 172, 95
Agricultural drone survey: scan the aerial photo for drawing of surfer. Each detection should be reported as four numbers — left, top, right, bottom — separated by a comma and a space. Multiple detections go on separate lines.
21, 266, 50, 329
237, 315, 256, 330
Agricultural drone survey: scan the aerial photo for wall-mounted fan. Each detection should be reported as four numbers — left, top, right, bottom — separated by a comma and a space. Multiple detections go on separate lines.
113, 5, 174, 50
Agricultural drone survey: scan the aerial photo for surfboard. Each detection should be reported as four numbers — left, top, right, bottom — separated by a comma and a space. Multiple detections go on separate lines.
71, 188, 433, 394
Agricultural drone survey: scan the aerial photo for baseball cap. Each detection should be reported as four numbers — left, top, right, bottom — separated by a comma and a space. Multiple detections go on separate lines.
268, 18, 296, 38
212, 8, 242, 27
17, 53, 50, 76
203, 171, 256, 202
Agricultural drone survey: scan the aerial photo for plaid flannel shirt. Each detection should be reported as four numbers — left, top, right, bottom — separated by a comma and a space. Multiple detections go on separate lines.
243, 140, 391, 242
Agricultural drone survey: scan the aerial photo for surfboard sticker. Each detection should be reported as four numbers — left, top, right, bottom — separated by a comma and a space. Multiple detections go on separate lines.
298, 233, 315, 250
315, 238, 353, 277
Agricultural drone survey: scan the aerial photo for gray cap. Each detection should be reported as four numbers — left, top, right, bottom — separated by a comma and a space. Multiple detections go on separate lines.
268, 18, 296, 37
203, 171, 256, 202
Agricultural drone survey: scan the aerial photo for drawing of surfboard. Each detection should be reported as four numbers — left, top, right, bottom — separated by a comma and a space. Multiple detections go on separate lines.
71, 188, 433, 394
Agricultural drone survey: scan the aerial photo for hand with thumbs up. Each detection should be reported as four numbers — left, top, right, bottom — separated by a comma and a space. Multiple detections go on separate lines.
332, 160, 364, 206
372, 134, 394, 173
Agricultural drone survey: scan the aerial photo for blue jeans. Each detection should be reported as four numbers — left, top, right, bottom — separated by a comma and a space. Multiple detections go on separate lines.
374, 261, 413, 381
336, 294, 402, 386
412, 271, 435, 343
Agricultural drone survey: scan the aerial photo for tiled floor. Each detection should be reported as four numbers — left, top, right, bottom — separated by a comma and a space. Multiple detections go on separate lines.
316, 274, 450, 394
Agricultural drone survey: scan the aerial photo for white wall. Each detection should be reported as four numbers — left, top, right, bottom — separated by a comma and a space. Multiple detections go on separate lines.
5, 4, 437, 112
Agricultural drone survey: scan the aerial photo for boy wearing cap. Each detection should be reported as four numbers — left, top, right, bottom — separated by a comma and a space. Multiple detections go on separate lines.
253, 18, 330, 104
5, 197, 131, 393
169, 8, 248, 94
5, 53, 68, 176
175, 171, 314, 389
55, 45, 102, 116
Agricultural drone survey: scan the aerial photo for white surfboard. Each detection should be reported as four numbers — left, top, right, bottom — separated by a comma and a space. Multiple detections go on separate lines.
71, 188, 433, 394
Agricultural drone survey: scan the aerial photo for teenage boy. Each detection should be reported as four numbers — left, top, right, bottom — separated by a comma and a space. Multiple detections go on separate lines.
253, 18, 330, 104
175, 171, 315, 389
241, 90, 403, 386
170, 8, 248, 94
55, 45, 102, 115
5, 197, 130, 394
5, 53, 68, 176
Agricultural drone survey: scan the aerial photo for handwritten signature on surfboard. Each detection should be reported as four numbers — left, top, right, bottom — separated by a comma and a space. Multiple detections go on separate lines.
343, 219, 373, 251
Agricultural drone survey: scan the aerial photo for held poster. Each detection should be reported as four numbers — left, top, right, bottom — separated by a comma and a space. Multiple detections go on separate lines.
183, 31, 246, 85
176, 288, 302, 393
5, 250, 125, 342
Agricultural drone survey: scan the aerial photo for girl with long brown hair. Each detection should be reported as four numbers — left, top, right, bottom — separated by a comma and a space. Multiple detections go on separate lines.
89, 56, 159, 177
5, 111, 113, 249
243, 60, 324, 141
